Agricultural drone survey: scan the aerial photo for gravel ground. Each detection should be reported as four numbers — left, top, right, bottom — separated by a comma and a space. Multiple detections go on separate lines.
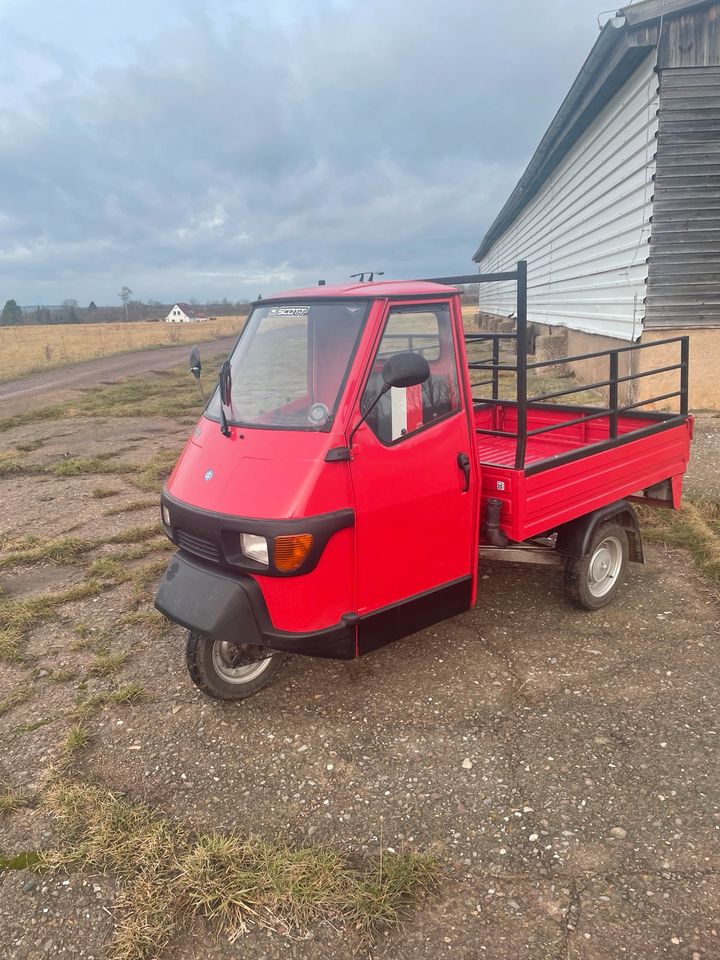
0, 410, 718, 959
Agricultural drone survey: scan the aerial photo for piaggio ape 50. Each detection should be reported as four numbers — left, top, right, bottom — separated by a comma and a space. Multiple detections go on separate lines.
155, 262, 692, 700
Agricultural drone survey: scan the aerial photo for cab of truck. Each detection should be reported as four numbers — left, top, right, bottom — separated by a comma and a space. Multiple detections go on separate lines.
156, 280, 481, 697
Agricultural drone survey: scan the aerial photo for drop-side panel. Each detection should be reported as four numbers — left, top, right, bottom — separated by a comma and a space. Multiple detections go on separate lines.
516, 422, 692, 540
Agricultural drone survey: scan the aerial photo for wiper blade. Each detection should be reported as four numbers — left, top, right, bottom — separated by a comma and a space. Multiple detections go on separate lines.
218, 360, 232, 438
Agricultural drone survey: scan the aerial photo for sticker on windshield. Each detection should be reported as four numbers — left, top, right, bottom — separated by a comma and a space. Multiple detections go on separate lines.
268, 306, 309, 318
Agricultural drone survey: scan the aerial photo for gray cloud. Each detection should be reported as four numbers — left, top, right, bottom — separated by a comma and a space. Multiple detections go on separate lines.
0, 0, 603, 303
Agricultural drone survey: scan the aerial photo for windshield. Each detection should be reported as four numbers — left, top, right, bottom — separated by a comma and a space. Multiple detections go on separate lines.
206, 300, 370, 430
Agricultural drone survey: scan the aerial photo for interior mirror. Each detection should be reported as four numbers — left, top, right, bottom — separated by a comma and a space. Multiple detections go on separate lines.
382, 351, 430, 389
189, 345, 201, 380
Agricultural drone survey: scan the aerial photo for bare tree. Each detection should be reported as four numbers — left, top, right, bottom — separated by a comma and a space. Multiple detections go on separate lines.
119, 286, 133, 322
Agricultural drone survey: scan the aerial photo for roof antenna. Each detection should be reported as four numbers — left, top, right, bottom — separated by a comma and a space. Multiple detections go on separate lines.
350, 271, 384, 283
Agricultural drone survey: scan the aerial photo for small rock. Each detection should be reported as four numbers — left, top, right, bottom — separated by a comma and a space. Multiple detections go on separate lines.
670, 937, 680, 945
610, 827, 627, 839
462, 758, 473, 770
529, 833, 539, 842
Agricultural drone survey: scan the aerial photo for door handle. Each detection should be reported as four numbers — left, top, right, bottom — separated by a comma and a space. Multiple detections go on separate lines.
457, 452, 471, 492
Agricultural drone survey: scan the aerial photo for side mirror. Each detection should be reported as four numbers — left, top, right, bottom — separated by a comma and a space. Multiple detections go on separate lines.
382, 351, 430, 389
189, 345, 201, 380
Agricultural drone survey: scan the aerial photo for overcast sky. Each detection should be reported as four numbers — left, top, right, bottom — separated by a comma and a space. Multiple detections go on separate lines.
0, 0, 611, 305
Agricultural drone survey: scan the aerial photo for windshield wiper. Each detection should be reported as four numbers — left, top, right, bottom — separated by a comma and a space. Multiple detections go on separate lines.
218, 360, 232, 438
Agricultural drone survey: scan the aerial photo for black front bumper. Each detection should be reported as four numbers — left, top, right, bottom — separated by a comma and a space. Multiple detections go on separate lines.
154, 551, 356, 659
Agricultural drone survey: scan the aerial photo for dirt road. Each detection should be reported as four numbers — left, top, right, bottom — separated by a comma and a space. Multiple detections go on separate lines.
0, 337, 237, 416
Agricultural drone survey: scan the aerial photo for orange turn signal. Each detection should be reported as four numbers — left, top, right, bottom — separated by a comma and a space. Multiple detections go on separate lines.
274, 533, 313, 572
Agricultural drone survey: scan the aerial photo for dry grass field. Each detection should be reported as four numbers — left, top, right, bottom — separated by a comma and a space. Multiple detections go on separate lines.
0, 317, 246, 382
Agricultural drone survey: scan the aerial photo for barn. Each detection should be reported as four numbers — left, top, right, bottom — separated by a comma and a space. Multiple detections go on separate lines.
474, 0, 720, 408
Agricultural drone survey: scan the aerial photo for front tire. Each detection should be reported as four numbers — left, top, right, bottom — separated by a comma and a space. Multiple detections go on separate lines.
563, 522, 629, 611
185, 633, 284, 700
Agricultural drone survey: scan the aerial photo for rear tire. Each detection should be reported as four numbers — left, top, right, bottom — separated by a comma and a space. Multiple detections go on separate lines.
563, 522, 629, 611
185, 633, 284, 700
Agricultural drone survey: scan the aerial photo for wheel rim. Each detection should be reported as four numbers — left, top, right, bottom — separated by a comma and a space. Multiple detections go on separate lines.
211, 641, 273, 684
587, 536, 623, 598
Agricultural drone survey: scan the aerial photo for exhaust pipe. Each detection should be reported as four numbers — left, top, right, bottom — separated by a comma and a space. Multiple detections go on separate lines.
483, 498, 509, 547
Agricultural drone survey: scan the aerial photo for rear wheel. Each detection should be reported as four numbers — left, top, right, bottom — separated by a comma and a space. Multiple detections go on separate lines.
563, 522, 629, 611
185, 633, 284, 700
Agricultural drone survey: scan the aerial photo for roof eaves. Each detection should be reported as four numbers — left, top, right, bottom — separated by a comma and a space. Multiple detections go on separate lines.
473, 0, 715, 264
620, 0, 713, 27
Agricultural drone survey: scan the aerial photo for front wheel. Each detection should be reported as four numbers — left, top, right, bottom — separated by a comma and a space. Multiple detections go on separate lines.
185, 633, 284, 700
563, 522, 629, 611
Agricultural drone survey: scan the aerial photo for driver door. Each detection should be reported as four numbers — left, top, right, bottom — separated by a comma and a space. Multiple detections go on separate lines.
350, 299, 478, 654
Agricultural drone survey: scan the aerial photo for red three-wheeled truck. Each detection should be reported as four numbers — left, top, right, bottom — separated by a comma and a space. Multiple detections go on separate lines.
155, 262, 692, 700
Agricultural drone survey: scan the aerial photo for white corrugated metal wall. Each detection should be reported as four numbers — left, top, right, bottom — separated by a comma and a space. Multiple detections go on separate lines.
478, 52, 658, 341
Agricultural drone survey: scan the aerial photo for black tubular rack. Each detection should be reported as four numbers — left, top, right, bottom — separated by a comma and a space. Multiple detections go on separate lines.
427, 261, 690, 471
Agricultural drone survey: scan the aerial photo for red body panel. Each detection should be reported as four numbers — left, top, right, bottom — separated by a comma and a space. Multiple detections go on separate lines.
474, 404, 692, 542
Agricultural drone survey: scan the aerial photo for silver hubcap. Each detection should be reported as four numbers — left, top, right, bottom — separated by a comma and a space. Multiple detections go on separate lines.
587, 536, 623, 597
212, 641, 273, 684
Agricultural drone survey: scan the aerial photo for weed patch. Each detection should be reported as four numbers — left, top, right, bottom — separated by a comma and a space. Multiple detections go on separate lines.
108, 524, 163, 545
0, 686, 32, 717
0, 791, 31, 815
640, 500, 720, 583
38, 780, 438, 960
71, 683, 146, 721
103, 500, 158, 517
0, 578, 104, 661
49, 456, 127, 478
0, 535, 94, 570
92, 486, 122, 499
129, 450, 179, 493
87, 651, 129, 678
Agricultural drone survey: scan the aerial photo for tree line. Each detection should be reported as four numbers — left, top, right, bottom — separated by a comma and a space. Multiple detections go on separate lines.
0, 296, 252, 326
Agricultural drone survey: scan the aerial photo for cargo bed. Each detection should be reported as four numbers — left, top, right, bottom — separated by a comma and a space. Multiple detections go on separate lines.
465, 261, 692, 546
473, 401, 692, 543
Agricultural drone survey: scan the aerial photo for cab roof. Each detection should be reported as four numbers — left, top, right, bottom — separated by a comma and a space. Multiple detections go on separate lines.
261, 279, 458, 302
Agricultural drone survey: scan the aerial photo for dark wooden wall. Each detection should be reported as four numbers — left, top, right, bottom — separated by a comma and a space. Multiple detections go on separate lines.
645, 4, 720, 328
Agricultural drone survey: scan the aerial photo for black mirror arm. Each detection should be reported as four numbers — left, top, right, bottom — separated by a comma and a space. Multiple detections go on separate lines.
347, 382, 391, 448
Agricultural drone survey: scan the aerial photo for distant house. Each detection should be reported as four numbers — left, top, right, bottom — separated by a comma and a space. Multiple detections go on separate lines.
165, 303, 209, 323
474, 0, 720, 409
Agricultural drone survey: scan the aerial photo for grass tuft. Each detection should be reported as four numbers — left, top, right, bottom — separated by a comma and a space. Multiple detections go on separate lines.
108, 524, 163, 545
49, 456, 125, 477
0, 686, 32, 716
0, 535, 94, 571
92, 486, 122, 499
0, 579, 104, 661
86, 557, 132, 584
72, 683, 146, 721
103, 500, 158, 517
87, 651, 129, 678
0, 790, 31, 815
640, 499, 720, 583
37, 780, 439, 960
129, 450, 179, 493
62, 723, 94, 757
